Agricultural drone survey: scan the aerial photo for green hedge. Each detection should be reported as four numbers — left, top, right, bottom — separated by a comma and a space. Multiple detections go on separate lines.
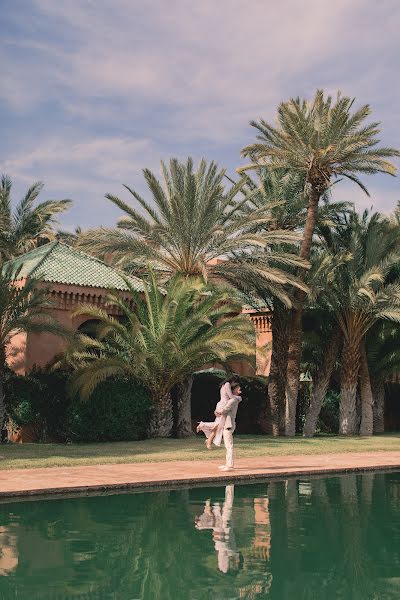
66, 378, 151, 442
5, 369, 151, 443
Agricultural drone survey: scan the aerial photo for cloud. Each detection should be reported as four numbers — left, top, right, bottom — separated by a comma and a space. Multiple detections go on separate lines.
2, 134, 162, 228
1, 0, 399, 228
333, 179, 399, 214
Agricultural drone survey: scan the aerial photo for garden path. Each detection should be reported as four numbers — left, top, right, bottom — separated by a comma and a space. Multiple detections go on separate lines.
1, 450, 399, 499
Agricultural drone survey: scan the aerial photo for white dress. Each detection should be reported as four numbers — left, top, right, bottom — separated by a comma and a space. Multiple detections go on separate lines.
198, 382, 233, 447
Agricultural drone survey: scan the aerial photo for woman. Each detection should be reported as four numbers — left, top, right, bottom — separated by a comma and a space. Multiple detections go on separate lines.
197, 378, 240, 449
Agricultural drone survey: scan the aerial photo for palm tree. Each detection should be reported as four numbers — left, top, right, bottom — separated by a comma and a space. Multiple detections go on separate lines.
0, 176, 72, 261
302, 320, 342, 438
301, 245, 352, 438
77, 158, 309, 437
320, 212, 400, 434
0, 266, 71, 435
56, 226, 83, 246
236, 169, 308, 436
78, 158, 306, 300
65, 272, 256, 438
240, 169, 350, 436
366, 322, 400, 433
241, 90, 399, 435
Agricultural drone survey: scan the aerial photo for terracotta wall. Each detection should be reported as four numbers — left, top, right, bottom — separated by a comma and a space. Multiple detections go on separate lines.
7, 282, 132, 374
7, 281, 272, 377
227, 312, 272, 377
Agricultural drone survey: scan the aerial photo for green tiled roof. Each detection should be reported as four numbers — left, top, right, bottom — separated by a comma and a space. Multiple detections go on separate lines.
238, 292, 269, 312
4, 241, 144, 292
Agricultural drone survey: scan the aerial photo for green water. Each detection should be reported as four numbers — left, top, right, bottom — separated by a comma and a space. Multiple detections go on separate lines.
0, 471, 399, 600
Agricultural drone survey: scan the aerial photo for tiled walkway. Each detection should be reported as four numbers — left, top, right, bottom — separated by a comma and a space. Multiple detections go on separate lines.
1, 451, 399, 498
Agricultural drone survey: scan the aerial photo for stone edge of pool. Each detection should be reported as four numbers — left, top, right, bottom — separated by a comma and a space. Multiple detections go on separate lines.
1, 452, 399, 500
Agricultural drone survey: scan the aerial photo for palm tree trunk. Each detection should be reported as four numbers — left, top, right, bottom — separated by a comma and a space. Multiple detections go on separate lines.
0, 376, 4, 443
285, 302, 304, 436
174, 376, 194, 438
0, 356, 5, 443
359, 341, 374, 436
339, 338, 361, 435
285, 187, 320, 436
372, 379, 385, 434
268, 306, 289, 436
149, 392, 173, 438
303, 329, 341, 437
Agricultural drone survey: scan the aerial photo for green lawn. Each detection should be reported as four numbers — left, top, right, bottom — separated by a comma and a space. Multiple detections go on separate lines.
0, 434, 399, 470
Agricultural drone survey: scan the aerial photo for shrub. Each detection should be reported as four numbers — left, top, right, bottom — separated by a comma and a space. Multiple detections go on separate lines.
5, 369, 152, 443
5, 371, 43, 427
66, 378, 151, 442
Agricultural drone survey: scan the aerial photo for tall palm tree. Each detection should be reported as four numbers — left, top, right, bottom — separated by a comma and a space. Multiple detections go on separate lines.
302, 318, 342, 438
236, 170, 308, 435
241, 90, 399, 435
78, 158, 307, 302
0, 266, 71, 435
301, 243, 352, 437
366, 322, 400, 433
321, 212, 400, 435
240, 169, 350, 436
65, 272, 256, 438
0, 176, 72, 261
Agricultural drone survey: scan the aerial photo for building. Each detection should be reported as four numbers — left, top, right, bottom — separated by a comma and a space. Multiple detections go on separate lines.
5, 242, 271, 376
6, 242, 145, 374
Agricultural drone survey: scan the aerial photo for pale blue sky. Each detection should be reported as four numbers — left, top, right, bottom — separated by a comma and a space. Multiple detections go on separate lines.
1, 0, 399, 231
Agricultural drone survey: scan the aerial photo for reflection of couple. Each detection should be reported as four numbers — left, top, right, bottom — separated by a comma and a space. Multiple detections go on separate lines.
195, 485, 242, 573
197, 379, 242, 471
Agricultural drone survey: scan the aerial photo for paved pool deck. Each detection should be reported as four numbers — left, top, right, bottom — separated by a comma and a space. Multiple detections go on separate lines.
0, 450, 399, 499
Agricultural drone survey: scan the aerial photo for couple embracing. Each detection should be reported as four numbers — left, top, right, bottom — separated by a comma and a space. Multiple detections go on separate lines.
197, 378, 241, 472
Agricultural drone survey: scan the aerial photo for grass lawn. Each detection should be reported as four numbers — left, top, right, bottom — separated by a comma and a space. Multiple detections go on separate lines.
0, 433, 399, 470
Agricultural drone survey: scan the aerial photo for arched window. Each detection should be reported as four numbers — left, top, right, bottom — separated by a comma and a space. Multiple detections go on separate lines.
77, 319, 101, 339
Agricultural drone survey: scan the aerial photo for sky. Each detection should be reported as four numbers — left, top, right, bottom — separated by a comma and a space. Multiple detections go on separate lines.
1, 0, 399, 231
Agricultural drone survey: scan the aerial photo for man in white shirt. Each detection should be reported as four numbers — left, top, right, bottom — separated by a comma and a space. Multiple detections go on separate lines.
216, 384, 242, 471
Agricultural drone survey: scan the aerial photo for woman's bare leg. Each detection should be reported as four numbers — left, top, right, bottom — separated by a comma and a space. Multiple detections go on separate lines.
206, 427, 218, 449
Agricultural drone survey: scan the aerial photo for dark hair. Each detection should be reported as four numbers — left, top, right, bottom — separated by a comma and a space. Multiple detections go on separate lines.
220, 377, 239, 389
231, 383, 241, 393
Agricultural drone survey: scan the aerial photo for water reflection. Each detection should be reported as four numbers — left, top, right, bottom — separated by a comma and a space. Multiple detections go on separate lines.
194, 484, 272, 597
195, 484, 241, 573
0, 472, 398, 599
0, 526, 18, 576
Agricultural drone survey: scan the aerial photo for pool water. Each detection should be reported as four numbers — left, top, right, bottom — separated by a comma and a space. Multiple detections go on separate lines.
0, 471, 399, 599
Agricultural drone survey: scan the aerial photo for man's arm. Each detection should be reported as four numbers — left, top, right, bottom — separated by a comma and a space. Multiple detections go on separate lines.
218, 396, 238, 416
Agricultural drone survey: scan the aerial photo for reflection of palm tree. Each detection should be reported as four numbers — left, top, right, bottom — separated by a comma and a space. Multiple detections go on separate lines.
337, 474, 378, 600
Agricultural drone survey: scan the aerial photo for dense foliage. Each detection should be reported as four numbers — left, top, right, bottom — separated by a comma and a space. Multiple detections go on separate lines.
5, 369, 151, 442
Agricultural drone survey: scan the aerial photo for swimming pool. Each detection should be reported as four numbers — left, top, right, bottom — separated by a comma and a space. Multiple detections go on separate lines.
0, 471, 399, 599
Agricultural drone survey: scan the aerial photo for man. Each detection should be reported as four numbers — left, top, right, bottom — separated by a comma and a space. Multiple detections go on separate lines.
195, 485, 241, 573
216, 383, 242, 471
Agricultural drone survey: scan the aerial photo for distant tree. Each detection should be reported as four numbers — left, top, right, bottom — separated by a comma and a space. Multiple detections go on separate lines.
0, 175, 71, 261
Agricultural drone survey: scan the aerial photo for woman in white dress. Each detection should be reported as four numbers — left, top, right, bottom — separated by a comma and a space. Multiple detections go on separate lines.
197, 379, 240, 449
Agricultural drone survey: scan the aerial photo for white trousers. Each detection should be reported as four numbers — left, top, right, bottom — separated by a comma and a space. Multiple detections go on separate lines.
223, 428, 234, 468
